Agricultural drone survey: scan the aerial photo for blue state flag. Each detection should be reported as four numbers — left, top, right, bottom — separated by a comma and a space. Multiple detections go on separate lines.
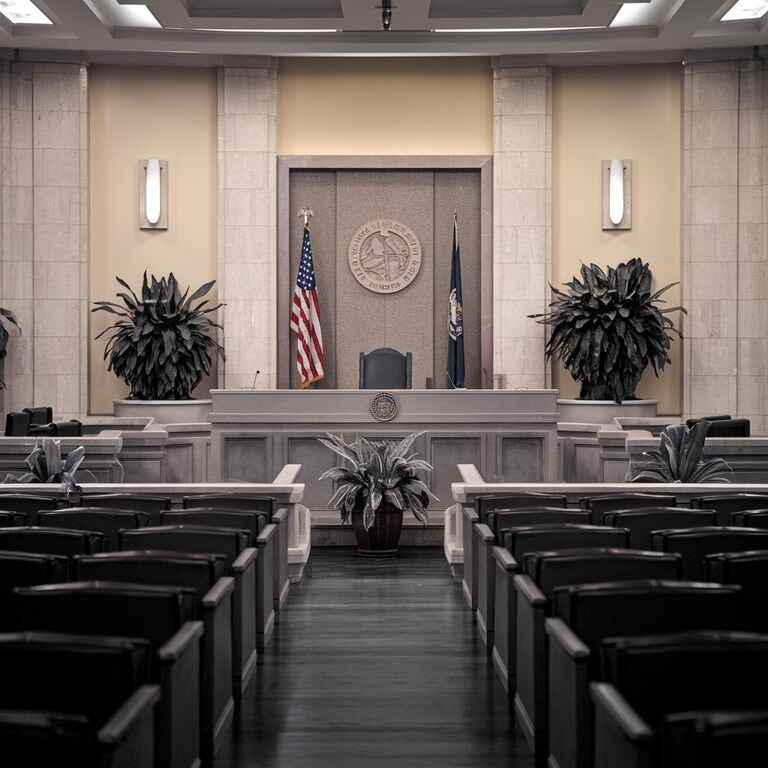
448, 214, 465, 388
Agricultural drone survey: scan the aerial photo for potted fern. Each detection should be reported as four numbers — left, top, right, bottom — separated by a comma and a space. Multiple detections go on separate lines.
93, 272, 224, 423
531, 259, 685, 422
318, 432, 438, 556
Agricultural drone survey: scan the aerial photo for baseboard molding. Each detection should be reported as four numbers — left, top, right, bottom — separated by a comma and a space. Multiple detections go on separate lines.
462, 579, 474, 610
257, 611, 276, 650
239, 647, 258, 698
515, 693, 536, 753
477, 610, 492, 652
278, 579, 290, 610
492, 646, 510, 695
548, 755, 562, 768
212, 696, 234, 759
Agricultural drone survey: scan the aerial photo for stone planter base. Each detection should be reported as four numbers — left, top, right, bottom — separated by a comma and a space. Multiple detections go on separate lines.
113, 399, 212, 425
557, 399, 657, 426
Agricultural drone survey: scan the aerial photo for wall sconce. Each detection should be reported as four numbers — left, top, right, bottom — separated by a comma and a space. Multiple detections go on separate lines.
139, 158, 168, 230
602, 159, 632, 230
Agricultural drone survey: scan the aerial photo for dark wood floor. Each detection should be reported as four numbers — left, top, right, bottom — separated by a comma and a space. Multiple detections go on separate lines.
214, 548, 534, 768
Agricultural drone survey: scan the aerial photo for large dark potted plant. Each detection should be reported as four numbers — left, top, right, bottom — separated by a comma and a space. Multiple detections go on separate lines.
531, 259, 685, 407
318, 432, 438, 556
0, 306, 20, 390
93, 272, 224, 422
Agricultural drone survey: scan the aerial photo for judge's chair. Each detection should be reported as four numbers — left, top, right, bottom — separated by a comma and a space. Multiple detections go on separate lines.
359, 348, 412, 390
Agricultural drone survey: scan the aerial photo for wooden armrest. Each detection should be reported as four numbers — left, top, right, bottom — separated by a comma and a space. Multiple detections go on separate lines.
590, 683, 654, 742
513, 574, 547, 605
157, 620, 204, 663
203, 576, 235, 608
232, 547, 257, 573
475, 522, 494, 543
98, 685, 160, 745
273, 508, 288, 523
492, 545, 519, 571
463, 507, 479, 523
545, 617, 590, 659
256, 523, 277, 546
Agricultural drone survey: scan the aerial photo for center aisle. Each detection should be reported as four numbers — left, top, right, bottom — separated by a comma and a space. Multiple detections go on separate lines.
215, 548, 534, 768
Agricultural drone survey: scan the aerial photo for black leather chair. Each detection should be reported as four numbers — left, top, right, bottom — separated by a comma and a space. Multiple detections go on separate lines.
0, 632, 159, 768
489, 524, 629, 684
0, 551, 68, 592
4, 411, 29, 437
602, 507, 717, 549
8, 581, 203, 768
591, 631, 768, 768
685, 414, 732, 428
706, 549, 768, 629
488, 508, 589, 541
732, 509, 768, 528
27, 423, 56, 436
79, 494, 172, 525
119, 526, 257, 701
53, 419, 82, 437
547, 581, 742, 768
513, 552, 684, 758
0, 527, 104, 566
579, 493, 677, 525
464, 493, 569, 612
181, 494, 287, 616
161, 509, 276, 649
23, 406, 53, 427
692, 494, 768, 525
72, 550, 234, 761
652, 526, 768, 579
0, 512, 26, 527
359, 347, 412, 389
38, 508, 151, 551
663, 710, 768, 767
0, 709, 138, 768
0, 494, 61, 525
705, 418, 750, 437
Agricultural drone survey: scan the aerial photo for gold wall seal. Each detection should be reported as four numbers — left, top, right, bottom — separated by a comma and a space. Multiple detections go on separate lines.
348, 219, 422, 294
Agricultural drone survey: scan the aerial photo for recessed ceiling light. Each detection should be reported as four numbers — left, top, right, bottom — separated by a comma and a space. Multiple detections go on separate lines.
0, 0, 52, 24
722, 0, 768, 21
432, 26, 605, 33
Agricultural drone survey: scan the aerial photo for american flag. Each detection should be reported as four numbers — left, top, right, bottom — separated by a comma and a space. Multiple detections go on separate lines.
290, 225, 325, 388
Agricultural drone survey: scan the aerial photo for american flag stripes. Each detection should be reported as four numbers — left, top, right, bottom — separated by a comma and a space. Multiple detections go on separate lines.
290, 225, 325, 388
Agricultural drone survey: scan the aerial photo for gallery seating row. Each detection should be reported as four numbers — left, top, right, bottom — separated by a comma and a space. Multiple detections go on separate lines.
0, 490, 290, 616
460, 491, 768, 768
0, 490, 294, 768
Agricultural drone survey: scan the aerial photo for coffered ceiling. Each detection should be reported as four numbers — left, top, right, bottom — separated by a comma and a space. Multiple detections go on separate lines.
1, 0, 768, 63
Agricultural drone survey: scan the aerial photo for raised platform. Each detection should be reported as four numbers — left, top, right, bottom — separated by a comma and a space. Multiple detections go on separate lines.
209, 388, 560, 524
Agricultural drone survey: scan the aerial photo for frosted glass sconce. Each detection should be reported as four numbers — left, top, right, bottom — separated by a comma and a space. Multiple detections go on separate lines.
602, 159, 632, 230
139, 159, 168, 230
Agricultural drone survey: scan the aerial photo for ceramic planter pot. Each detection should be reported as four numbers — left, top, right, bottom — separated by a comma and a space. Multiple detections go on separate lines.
351, 501, 404, 557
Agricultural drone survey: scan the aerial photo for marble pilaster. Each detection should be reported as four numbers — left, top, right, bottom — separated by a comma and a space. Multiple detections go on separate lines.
217, 63, 278, 389
492, 63, 552, 388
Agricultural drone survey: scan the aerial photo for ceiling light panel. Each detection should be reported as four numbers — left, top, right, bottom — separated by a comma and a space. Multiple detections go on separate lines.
85, 0, 161, 28
432, 26, 605, 33
721, 0, 768, 21
610, 0, 673, 28
0, 0, 52, 24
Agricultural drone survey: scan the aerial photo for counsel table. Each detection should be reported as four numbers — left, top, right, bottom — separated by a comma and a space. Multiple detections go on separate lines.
209, 388, 559, 523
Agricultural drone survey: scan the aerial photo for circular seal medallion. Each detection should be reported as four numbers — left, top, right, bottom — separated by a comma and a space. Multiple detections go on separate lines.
369, 392, 399, 423
348, 219, 422, 294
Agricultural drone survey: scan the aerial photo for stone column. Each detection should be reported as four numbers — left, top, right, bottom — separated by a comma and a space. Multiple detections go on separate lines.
0, 62, 88, 419
492, 62, 552, 389
683, 60, 768, 432
217, 62, 278, 389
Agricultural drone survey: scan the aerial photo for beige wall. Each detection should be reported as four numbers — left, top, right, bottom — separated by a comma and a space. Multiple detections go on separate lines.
277, 58, 493, 155
89, 66, 217, 414
552, 64, 683, 414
